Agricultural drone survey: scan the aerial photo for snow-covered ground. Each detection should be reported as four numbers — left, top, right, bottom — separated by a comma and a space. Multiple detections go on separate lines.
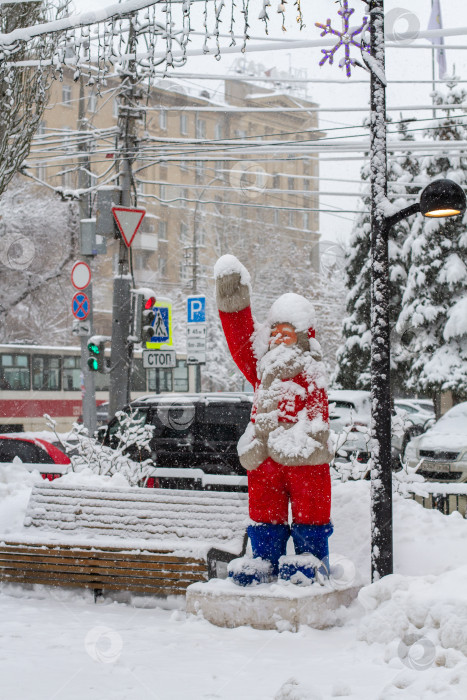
0, 464, 466, 699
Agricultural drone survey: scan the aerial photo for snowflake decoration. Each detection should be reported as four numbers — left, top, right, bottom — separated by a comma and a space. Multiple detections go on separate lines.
315, 0, 370, 78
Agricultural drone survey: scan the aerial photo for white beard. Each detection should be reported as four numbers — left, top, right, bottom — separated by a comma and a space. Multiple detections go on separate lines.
257, 342, 306, 388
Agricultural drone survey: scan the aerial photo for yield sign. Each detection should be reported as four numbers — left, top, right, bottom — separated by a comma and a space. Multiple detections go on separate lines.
112, 207, 146, 247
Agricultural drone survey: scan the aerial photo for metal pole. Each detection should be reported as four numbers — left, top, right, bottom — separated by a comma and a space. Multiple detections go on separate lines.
77, 76, 97, 435
369, 0, 393, 581
109, 19, 138, 420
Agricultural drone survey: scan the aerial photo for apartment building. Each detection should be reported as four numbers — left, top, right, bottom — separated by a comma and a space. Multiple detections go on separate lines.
28, 62, 323, 336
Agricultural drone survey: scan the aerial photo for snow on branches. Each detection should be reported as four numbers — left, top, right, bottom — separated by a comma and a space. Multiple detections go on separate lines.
45, 410, 155, 487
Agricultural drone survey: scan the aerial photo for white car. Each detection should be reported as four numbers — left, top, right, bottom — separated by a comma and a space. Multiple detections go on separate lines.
405, 401, 467, 482
329, 390, 372, 464
329, 390, 433, 465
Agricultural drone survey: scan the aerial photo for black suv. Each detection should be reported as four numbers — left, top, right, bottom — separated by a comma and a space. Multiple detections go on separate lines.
102, 392, 253, 478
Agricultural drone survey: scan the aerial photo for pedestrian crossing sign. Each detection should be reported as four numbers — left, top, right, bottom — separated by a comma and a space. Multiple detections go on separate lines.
146, 299, 173, 349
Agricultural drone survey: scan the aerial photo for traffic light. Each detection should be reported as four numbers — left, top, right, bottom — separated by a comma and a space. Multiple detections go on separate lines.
87, 337, 107, 373
131, 289, 156, 344
142, 295, 156, 343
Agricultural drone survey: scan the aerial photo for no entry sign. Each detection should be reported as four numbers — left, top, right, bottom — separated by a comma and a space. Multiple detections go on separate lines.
72, 292, 90, 320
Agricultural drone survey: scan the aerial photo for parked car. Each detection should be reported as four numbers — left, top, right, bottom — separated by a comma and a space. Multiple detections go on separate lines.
0, 434, 71, 480
404, 401, 467, 482
329, 390, 433, 466
102, 392, 254, 481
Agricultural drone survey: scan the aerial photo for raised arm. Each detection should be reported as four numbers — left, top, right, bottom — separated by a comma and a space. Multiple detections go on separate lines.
214, 255, 258, 388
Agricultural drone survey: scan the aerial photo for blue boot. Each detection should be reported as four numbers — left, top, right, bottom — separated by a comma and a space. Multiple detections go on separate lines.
279, 523, 333, 584
228, 523, 290, 586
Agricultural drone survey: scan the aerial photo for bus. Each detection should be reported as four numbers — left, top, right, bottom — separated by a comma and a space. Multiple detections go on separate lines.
0, 343, 192, 433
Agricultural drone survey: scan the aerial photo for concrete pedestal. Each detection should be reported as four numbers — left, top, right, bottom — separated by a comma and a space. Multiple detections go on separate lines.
186, 578, 361, 631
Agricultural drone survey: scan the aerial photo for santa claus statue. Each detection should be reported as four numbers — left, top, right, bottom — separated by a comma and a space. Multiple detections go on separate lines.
214, 255, 334, 586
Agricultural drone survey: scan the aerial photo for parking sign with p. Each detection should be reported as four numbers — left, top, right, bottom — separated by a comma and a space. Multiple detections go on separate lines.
187, 295, 206, 324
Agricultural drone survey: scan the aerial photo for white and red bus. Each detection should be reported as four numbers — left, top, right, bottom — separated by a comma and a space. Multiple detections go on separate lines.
0, 344, 191, 433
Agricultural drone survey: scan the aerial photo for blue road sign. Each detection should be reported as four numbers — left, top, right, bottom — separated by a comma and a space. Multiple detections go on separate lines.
187, 295, 206, 323
71, 292, 90, 320
150, 306, 170, 344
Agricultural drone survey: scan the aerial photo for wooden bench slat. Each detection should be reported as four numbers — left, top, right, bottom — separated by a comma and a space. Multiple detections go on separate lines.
0, 545, 207, 565
0, 572, 187, 595
0, 553, 207, 572
0, 561, 206, 581
0, 569, 197, 589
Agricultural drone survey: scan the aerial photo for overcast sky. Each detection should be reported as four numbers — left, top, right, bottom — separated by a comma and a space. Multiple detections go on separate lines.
72, 0, 467, 244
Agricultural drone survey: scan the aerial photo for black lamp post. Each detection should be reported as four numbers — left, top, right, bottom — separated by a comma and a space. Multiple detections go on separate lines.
370, 177, 466, 582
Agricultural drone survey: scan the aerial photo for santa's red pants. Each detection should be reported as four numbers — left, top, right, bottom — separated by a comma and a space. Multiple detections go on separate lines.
247, 458, 331, 525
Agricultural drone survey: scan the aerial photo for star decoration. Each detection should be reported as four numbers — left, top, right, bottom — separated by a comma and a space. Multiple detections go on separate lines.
315, 0, 370, 78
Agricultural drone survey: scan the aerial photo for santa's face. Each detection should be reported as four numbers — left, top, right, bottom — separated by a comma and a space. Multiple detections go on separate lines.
269, 323, 297, 348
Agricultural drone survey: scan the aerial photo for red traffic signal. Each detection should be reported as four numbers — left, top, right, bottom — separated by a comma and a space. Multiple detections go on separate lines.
145, 296, 156, 310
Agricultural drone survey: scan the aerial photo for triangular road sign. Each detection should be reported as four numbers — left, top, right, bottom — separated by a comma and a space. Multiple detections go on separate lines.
112, 207, 146, 247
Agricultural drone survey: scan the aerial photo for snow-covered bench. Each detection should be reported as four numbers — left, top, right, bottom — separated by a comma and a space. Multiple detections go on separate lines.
0, 482, 249, 598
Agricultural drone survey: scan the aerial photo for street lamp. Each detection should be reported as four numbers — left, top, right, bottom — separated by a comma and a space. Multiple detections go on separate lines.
371, 177, 466, 581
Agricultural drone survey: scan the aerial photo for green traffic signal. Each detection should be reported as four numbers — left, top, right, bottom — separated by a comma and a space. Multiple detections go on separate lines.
87, 338, 106, 373
87, 357, 99, 371
87, 342, 100, 355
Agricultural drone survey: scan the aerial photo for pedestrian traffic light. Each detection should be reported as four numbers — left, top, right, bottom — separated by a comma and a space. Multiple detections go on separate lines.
87, 338, 106, 373
142, 295, 156, 343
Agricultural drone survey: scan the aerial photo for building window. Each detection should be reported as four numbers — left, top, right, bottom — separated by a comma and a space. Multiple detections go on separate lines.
159, 109, 167, 130
195, 117, 206, 139
215, 122, 224, 140
113, 98, 119, 119
160, 162, 168, 180
173, 360, 189, 392
32, 356, 61, 391
62, 357, 81, 391
303, 178, 311, 191
288, 177, 295, 190
273, 174, 280, 190
195, 161, 204, 182
274, 209, 280, 226
158, 253, 167, 276
180, 113, 188, 135
180, 222, 188, 242
88, 91, 97, 113
288, 210, 294, 227
235, 129, 246, 139
303, 212, 309, 231
62, 84, 72, 106
0, 354, 30, 390
160, 184, 166, 204
158, 220, 168, 241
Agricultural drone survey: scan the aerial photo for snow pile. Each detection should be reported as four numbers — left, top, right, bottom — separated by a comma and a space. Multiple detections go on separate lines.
274, 676, 323, 700
57, 468, 130, 490
0, 463, 41, 535
213, 254, 251, 288
358, 567, 467, 664
267, 293, 316, 333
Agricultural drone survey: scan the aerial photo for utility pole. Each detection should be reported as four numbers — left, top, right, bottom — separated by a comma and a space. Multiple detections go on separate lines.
368, 0, 393, 581
109, 18, 139, 420
77, 75, 97, 435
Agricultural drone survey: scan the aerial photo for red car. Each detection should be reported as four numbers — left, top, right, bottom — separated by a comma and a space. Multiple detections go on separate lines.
0, 435, 71, 481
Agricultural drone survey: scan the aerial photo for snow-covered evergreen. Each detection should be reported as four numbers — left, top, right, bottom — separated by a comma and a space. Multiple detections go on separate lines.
398, 83, 467, 404
334, 119, 421, 392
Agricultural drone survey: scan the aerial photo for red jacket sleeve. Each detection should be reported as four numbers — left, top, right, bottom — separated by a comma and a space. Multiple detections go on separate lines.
219, 307, 258, 388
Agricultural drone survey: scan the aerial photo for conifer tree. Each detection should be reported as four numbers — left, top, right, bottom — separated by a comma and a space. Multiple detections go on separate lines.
398, 83, 467, 407
334, 119, 420, 391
